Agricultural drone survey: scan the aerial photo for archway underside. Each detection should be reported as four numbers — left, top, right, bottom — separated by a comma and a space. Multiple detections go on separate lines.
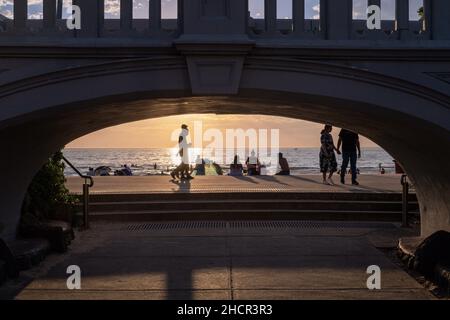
1, 90, 449, 241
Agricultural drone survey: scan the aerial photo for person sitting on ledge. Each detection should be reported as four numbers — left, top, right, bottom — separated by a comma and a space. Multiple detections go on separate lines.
194, 155, 206, 176
229, 155, 243, 176
276, 152, 290, 175
86, 167, 95, 176
246, 150, 260, 176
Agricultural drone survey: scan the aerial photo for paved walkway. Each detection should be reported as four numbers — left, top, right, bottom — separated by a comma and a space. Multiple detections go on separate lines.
66, 175, 409, 194
7, 221, 432, 300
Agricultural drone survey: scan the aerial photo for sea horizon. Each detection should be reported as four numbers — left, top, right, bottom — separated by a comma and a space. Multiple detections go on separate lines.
62, 147, 394, 177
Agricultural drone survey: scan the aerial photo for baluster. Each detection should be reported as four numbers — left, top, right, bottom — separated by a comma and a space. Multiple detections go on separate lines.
265, 0, 277, 34
293, 0, 305, 34
367, 0, 383, 38
43, 0, 57, 29
325, 0, 351, 39
431, 0, 450, 40
14, 0, 28, 30
56, 0, 63, 19
149, 0, 161, 32
120, 0, 133, 31
319, 0, 327, 36
177, 0, 184, 34
422, 0, 431, 33
73, 0, 104, 37
395, 0, 409, 38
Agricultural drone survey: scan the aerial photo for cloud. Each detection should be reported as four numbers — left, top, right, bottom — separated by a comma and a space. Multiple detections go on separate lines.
105, 0, 120, 17
312, 4, 320, 20
0, 0, 12, 18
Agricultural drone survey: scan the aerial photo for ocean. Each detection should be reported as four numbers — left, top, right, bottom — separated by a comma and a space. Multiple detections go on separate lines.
62, 148, 395, 176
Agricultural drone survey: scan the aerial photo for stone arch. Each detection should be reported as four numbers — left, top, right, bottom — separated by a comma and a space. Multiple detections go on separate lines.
0, 57, 449, 240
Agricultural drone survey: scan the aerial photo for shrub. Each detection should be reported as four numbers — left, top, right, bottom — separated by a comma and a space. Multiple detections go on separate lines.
20, 151, 77, 228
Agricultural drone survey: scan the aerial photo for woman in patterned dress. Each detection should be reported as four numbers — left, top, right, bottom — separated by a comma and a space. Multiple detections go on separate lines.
319, 124, 341, 185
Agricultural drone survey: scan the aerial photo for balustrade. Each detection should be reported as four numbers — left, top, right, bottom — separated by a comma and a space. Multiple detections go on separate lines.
0, 0, 447, 41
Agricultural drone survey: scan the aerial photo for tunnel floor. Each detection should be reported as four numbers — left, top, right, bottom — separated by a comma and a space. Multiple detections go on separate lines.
2, 221, 434, 300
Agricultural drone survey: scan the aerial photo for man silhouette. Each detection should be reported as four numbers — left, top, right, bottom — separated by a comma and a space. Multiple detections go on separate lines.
276, 152, 290, 175
337, 128, 361, 185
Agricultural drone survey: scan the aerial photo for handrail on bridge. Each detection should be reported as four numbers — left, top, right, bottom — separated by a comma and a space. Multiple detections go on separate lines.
62, 155, 93, 229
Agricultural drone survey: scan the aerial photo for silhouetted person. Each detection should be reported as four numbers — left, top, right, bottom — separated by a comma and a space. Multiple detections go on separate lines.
194, 155, 205, 175
246, 150, 260, 176
229, 155, 243, 176
276, 152, 290, 175
320, 124, 341, 185
123, 164, 132, 176
87, 167, 95, 176
171, 124, 193, 180
337, 128, 361, 185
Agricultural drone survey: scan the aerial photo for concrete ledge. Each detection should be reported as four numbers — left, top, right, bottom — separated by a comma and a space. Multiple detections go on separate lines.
19, 220, 74, 253
9, 238, 51, 271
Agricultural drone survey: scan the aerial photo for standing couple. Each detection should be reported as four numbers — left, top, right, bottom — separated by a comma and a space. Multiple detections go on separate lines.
320, 124, 361, 186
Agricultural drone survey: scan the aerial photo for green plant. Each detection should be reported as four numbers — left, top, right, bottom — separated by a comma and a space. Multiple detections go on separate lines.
418, 6, 424, 19
20, 151, 77, 227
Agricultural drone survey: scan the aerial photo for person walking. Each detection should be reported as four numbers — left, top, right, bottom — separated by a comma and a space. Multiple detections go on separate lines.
337, 128, 361, 185
171, 124, 193, 180
319, 124, 341, 185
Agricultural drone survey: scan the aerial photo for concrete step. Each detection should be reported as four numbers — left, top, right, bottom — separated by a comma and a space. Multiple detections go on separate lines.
89, 209, 406, 222
86, 192, 418, 203
87, 199, 419, 213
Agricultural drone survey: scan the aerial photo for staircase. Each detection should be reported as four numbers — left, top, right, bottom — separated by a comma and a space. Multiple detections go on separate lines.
82, 192, 419, 223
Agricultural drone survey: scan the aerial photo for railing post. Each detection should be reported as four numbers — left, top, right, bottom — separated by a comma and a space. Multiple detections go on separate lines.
73, 0, 104, 37
177, 0, 184, 35
265, 0, 277, 34
395, 0, 409, 39
431, 0, 450, 40
292, 0, 305, 35
149, 0, 162, 33
43, 0, 57, 30
366, 0, 384, 39
423, 0, 431, 34
319, 0, 327, 37
401, 174, 409, 228
13, 0, 27, 30
120, 0, 133, 31
62, 156, 93, 230
83, 180, 90, 229
325, 0, 351, 39
57, 0, 63, 19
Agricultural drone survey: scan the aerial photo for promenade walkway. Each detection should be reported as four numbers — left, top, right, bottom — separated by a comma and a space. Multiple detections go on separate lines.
0, 175, 429, 300
66, 175, 408, 194
6, 220, 432, 300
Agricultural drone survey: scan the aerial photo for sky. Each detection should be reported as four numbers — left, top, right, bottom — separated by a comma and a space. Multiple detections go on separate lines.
0, 0, 424, 21
66, 114, 379, 149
